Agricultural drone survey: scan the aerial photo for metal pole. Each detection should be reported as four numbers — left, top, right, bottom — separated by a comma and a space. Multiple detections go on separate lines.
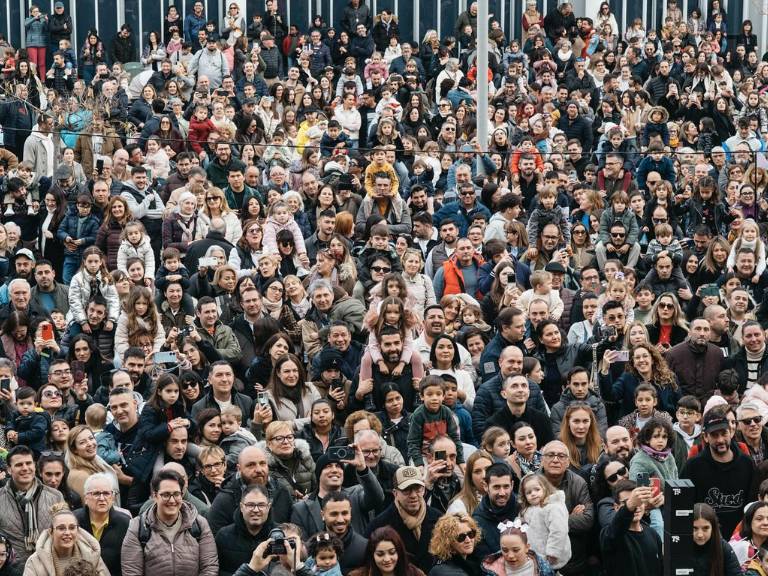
477, 0, 489, 150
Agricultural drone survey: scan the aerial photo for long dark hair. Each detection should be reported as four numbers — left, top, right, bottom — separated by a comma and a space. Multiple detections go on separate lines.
694, 503, 724, 576
361, 527, 421, 576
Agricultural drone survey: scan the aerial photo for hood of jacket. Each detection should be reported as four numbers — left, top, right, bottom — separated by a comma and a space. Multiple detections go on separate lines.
32, 526, 103, 566
648, 105, 670, 123
475, 493, 517, 523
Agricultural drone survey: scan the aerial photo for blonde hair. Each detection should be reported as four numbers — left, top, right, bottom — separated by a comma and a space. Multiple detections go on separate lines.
84, 403, 107, 430
428, 513, 482, 561
265, 420, 292, 440
519, 473, 559, 512
530, 270, 552, 289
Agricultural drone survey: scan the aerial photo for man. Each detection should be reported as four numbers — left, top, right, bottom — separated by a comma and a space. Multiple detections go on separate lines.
372, 10, 398, 52
184, 1, 206, 48
680, 408, 756, 536
192, 297, 242, 362
206, 143, 246, 189
183, 218, 234, 271
732, 249, 768, 306
703, 304, 740, 358
599, 480, 663, 576
423, 436, 461, 513
353, 172, 411, 236
479, 307, 526, 382
425, 219, 460, 278
121, 348, 152, 398
23, 114, 55, 179
75, 472, 130, 576
487, 374, 554, 445
604, 426, 635, 464
550, 367, 608, 436
299, 280, 366, 360
644, 59, 680, 105
309, 321, 364, 382
321, 492, 367, 571
366, 466, 441, 572
736, 401, 768, 466
596, 222, 641, 270
666, 318, 723, 402
522, 223, 564, 272
388, 42, 426, 80
455, 2, 478, 38
415, 306, 474, 373
308, 30, 332, 77
342, 0, 371, 33
120, 166, 165, 259
215, 485, 276, 576
473, 346, 548, 437
230, 287, 268, 379
191, 361, 253, 422
354, 429, 399, 509
157, 426, 197, 480
541, 441, 594, 576
0, 446, 62, 562
110, 24, 135, 64
725, 321, 768, 393
557, 101, 593, 154
433, 237, 484, 300
472, 463, 518, 558
223, 166, 259, 213
726, 288, 750, 345
291, 446, 384, 537
305, 208, 337, 264
189, 37, 230, 89
597, 152, 639, 197
208, 446, 292, 534
30, 259, 68, 315
0, 277, 43, 324
121, 469, 218, 576
433, 181, 492, 237
48, 2, 72, 60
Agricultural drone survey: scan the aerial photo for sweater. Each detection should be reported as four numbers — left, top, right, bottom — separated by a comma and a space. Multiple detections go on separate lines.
407, 404, 464, 466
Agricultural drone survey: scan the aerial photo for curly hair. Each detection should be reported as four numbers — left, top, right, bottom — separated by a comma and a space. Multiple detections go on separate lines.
625, 342, 678, 390
428, 513, 481, 561
636, 415, 675, 450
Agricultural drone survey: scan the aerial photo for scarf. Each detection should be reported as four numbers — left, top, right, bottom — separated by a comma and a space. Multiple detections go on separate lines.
395, 498, 427, 540
12, 479, 41, 551
262, 297, 283, 319
290, 297, 310, 318
640, 443, 672, 462
177, 212, 197, 243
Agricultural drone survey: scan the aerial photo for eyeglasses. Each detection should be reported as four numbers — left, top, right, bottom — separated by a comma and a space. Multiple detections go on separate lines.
658, 302, 674, 309
371, 266, 391, 273
268, 286, 284, 293
573, 230, 586, 235
361, 448, 381, 456
606, 466, 628, 483
444, 127, 456, 132
242, 501, 270, 511
43, 389, 63, 398
455, 529, 477, 543
740, 416, 762, 426
652, 218, 667, 224
543, 452, 569, 460
157, 491, 183, 502
610, 232, 626, 238
279, 240, 293, 246
459, 190, 475, 197
87, 490, 114, 499
647, 180, 661, 184
50, 370, 71, 378
202, 460, 225, 471
270, 434, 295, 443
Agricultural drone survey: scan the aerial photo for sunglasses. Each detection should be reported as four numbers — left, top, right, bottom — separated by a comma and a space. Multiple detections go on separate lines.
455, 529, 477, 543
610, 232, 625, 237
182, 381, 199, 390
206, 196, 220, 202
371, 266, 391, 273
606, 466, 628, 483
658, 302, 674, 309
740, 416, 762, 426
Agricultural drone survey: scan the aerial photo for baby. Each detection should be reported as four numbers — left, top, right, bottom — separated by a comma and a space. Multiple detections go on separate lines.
262, 200, 309, 266
6, 387, 49, 456
86, 403, 121, 465
517, 270, 564, 321
220, 406, 257, 467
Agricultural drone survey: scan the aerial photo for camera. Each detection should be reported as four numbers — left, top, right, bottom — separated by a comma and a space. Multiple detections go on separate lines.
179, 326, 192, 337
601, 325, 616, 341
264, 527, 287, 557
327, 445, 355, 462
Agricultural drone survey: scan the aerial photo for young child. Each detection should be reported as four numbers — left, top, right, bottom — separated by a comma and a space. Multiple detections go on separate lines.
629, 415, 679, 487
262, 129, 293, 167
594, 275, 636, 325
188, 105, 217, 157
319, 120, 351, 157
406, 375, 464, 466
219, 405, 257, 468
727, 219, 766, 279
6, 386, 48, 455
57, 192, 101, 283
673, 395, 702, 450
306, 532, 343, 576
155, 247, 191, 293
598, 191, 639, 250
363, 146, 400, 196
407, 159, 435, 196
517, 270, 564, 321
568, 292, 598, 344
50, 309, 68, 333
519, 473, 572, 569
144, 136, 171, 182
632, 283, 656, 325
262, 201, 309, 265
363, 51, 388, 81
136, 373, 193, 450
509, 136, 545, 175
116, 221, 155, 286
360, 296, 423, 382
68, 247, 119, 336
645, 222, 685, 274
642, 106, 670, 148
86, 403, 120, 465
617, 384, 673, 441
481, 426, 512, 464
58, 39, 78, 74
166, 30, 183, 57
438, 373, 475, 446
457, 302, 492, 337
526, 186, 570, 252
481, 524, 555, 576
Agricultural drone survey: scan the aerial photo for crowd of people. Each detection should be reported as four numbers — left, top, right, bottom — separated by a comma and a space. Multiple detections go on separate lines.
0, 0, 766, 575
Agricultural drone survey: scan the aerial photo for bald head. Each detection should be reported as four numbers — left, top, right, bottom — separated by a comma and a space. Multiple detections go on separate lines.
605, 425, 633, 461
238, 446, 269, 485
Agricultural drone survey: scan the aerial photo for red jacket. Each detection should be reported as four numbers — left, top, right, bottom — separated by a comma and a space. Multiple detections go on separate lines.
441, 253, 485, 299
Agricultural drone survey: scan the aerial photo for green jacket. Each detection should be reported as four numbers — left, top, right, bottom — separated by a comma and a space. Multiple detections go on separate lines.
628, 447, 679, 488
194, 319, 242, 363
224, 184, 261, 212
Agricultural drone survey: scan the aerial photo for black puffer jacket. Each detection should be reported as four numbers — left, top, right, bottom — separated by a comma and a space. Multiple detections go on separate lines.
215, 511, 275, 576
207, 473, 293, 535
74, 507, 130, 576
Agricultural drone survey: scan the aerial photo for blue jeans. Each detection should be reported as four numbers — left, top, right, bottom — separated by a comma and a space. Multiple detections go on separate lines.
62, 256, 80, 284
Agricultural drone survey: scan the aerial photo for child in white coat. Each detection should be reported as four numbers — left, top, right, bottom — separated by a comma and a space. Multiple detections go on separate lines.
117, 221, 156, 286
519, 473, 572, 570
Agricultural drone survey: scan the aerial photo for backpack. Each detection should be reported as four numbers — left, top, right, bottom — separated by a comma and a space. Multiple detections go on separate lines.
137, 511, 203, 549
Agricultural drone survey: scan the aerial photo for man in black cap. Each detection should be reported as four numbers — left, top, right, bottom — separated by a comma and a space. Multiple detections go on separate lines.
680, 405, 757, 536
312, 347, 351, 417
310, 321, 364, 382
290, 447, 384, 539
546, 260, 578, 330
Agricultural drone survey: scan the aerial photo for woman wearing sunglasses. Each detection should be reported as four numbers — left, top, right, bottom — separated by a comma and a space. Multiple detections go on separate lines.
590, 457, 630, 505
427, 513, 482, 576
645, 292, 689, 349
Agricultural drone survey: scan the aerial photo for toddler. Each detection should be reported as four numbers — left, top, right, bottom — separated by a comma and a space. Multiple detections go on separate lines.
6, 387, 48, 455
306, 532, 343, 576
144, 136, 171, 181
57, 192, 101, 283
220, 406, 257, 468
86, 403, 121, 465
406, 375, 464, 466
363, 146, 400, 196
526, 187, 570, 259
188, 105, 217, 156
519, 473, 571, 569
155, 247, 191, 293
517, 270, 564, 321
645, 223, 685, 274
629, 416, 679, 487
117, 220, 155, 284
262, 200, 309, 265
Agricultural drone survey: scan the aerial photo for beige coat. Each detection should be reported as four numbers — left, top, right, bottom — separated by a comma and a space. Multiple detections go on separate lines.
23, 528, 109, 576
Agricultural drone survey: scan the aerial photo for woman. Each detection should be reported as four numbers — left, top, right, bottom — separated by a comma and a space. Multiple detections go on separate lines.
38, 451, 83, 511
128, 84, 157, 128
65, 425, 119, 502
481, 260, 521, 324
23, 503, 109, 576
304, 248, 341, 290
181, 338, 219, 383
263, 354, 321, 433
694, 236, 731, 289
0, 312, 33, 372
191, 445, 227, 504
374, 382, 411, 463
428, 513, 482, 576
446, 450, 492, 516
80, 30, 106, 84
402, 249, 436, 319
66, 334, 114, 395
349, 527, 426, 576
600, 342, 680, 417
263, 420, 316, 497
429, 334, 475, 410
559, 403, 604, 472
162, 192, 200, 257
569, 221, 596, 272
328, 234, 358, 296
24, 6, 48, 75
197, 187, 242, 245
645, 292, 689, 348
36, 384, 67, 422
95, 197, 133, 271
11, 59, 41, 110
591, 456, 630, 505
507, 422, 543, 486
179, 371, 203, 413
731, 501, 768, 569
299, 398, 344, 461
246, 332, 293, 396
228, 219, 262, 278
533, 321, 593, 408
194, 408, 222, 447
37, 190, 67, 278
261, 279, 302, 347
307, 185, 337, 233
153, 115, 184, 157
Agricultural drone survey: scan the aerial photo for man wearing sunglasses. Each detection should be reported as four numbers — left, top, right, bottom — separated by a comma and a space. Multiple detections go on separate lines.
736, 402, 768, 466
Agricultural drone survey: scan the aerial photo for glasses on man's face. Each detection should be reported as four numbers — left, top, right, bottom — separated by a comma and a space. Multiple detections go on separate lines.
157, 491, 183, 502
270, 434, 295, 444
362, 448, 381, 456
610, 232, 626, 238
50, 369, 71, 378
87, 490, 114, 500
242, 501, 270, 511
371, 266, 391, 273
202, 460, 226, 472
444, 127, 456, 132
647, 179, 661, 185
652, 218, 667, 224
543, 452, 568, 460
459, 191, 475, 197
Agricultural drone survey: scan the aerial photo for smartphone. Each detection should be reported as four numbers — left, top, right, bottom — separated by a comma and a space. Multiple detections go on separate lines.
41, 323, 54, 342
0, 378, 10, 393
434, 450, 447, 462
615, 350, 630, 362
154, 351, 178, 364
650, 477, 661, 497
71, 360, 85, 384
257, 391, 269, 406
636, 472, 650, 487
146, 167, 152, 181
96, 158, 104, 174
198, 257, 218, 268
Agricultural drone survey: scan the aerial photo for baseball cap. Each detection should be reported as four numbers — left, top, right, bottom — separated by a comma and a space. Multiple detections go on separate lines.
545, 262, 566, 274
317, 348, 344, 372
394, 466, 425, 490
702, 411, 729, 434
15, 249, 35, 262
54, 1, 64, 8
